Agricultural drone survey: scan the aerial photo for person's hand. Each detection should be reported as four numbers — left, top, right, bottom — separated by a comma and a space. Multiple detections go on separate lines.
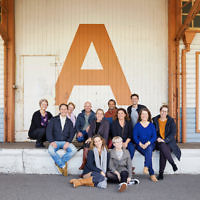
157, 138, 165, 143
77, 132, 83, 138
86, 126, 90, 133
85, 138, 92, 144
123, 142, 128, 149
50, 142, 57, 148
127, 177, 131, 183
139, 142, 145, 149
101, 171, 106, 177
143, 141, 150, 149
115, 171, 121, 181
63, 142, 69, 150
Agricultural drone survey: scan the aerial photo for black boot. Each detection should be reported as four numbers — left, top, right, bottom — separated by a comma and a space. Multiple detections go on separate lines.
172, 163, 178, 172
157, 173, 164, 180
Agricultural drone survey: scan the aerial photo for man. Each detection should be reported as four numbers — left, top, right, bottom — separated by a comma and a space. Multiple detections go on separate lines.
75, 101, 95, 143
105, 99, 118, 148
47, 103, 77, 176
127, 94, 147, 128
104, 99, 117, 122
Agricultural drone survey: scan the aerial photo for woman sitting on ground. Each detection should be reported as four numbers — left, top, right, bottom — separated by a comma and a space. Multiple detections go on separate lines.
70, 135, 109, 189
133, 108, 157, 182
152, 105, 181, 180
79, 109, 109, 170
28, 99, 53, 148
107, 136, 134, 192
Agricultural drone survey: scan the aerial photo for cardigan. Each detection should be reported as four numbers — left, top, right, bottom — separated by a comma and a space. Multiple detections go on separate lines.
109, 148, 132, 178
152, 115, 181, 160
28, 110, 53, 137
88, 118, 110, 144
111, 119, 133, 142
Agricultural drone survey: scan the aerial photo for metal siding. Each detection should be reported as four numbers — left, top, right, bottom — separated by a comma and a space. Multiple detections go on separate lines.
15, 0, 168, 140
0, 36, 4, 142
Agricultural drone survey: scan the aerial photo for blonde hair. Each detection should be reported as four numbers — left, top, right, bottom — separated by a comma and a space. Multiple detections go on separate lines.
39, 99, 48, 107
112, 136, 123, 144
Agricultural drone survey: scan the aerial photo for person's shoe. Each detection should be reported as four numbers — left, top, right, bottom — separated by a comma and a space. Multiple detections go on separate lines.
63, 162, 68, 176
172, 163, 178, 172
143, 167, 149, 175
157, 173, 164, 180
118, 183, 127, 192
55, 164, 64, 175
150, 175, 158, 182
128, 178, 140, 185
132, 167, 135, 175
73, 177, 94, 188
70, 179, 76, 184
35, 143, 45, 148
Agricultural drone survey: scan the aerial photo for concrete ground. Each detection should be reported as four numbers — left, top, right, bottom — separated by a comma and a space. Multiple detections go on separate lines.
0, 174, 199, 200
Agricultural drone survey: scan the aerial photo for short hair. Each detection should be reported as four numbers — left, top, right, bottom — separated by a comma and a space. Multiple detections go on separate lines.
112, 136, 123, 144
138, 107, 152, 122
130, 93, 139, 99
160, 105, 169, 112
108, 99, 116, 105
114, 108, 130, 121
59, 103, 68, 110
68, 102, 75, 109
39, 99, 48, 106
96, 108, 104, 115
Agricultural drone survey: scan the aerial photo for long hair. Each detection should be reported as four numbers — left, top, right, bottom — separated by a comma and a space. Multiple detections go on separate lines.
137, 107, 152, 122
89, 135, 107, 150
114, 108, 130, 121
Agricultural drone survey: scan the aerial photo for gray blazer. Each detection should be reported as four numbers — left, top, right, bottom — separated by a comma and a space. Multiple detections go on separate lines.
109, 148, 132, 178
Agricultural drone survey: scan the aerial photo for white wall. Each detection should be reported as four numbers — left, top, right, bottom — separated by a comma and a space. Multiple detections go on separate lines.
15, 0, 168, 141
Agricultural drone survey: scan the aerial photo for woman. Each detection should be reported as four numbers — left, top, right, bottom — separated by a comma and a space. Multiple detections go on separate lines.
107, 136, 132, 192
133, 108, 157, 182
67, 102, 76, 128
79, 109, 109, 170
111, 108, 135, 159
153, 105, 181, 180
28, 99, 53, 148
70, 135, 108, 189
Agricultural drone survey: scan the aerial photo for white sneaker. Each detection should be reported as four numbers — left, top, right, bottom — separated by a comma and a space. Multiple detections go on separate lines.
128, 178, 140, 185
118, 182, 127, 192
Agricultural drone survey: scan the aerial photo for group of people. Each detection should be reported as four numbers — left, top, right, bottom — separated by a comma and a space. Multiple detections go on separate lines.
28, 94, 181, 192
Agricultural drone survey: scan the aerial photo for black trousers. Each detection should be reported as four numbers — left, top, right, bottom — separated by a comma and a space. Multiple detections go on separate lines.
29, 128, 46, 144
107, 171, 128, 183
158, 142, 175, 174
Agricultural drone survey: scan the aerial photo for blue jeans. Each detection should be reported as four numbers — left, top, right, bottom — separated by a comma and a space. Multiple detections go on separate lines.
77, 130, 88, 143
127, 142, 135, 159
48, 141, 77, 168
136, 143, 155, 175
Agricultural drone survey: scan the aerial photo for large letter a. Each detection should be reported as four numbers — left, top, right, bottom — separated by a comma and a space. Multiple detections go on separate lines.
56, 24, 131, 105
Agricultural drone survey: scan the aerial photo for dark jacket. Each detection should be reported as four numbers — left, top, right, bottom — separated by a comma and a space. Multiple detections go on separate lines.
152, 115, 181, 160
28, 110, 53, 136
75, 110, 96, 132
127, 104, 146, 117
111, 120, 133, 142
88, 118, 110, 144
46, 115, 75, 143
83, 149, 109, 175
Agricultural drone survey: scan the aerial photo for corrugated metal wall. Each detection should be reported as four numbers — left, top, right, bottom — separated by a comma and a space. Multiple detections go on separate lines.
182, 33, 200, 142
0, 36, 4, 142
15, 0, 168, 141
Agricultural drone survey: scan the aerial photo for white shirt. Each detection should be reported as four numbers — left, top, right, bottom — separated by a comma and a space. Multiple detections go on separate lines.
60, 115, 67, 131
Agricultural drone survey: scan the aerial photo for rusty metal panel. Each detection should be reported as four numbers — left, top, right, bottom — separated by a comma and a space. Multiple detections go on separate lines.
15, 0, 168, 140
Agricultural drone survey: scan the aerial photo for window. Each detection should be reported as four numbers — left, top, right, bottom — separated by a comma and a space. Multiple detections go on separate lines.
182, 0, 200, 29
